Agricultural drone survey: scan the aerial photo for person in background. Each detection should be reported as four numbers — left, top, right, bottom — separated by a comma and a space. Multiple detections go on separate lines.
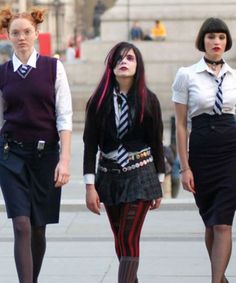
83, 41, 165, 283
150, 19, 167, 41
0, 6, 72, 283
162, 145, 175, 198
172, 17, 235, 283
92, 0, 106, 38
65, 40, 76, 62
130, 21, 143, 41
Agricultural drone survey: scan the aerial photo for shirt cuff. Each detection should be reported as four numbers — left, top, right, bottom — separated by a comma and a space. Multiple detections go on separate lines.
84, 174, 95, 185
158, 173, 165, 183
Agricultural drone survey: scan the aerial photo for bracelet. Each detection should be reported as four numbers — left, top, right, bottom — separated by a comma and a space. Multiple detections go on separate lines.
179, 167, 190, 174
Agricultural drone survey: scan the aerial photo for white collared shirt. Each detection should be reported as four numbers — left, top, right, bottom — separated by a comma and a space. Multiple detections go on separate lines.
11, 49, 72, 131
172, 57, 236, 119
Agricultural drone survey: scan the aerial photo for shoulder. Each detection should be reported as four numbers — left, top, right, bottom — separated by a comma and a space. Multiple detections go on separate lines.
37, 55, 58, 67
147, 89, 160, 104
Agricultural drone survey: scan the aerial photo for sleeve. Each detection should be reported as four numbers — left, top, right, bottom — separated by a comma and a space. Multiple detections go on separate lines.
0, 91, 3, 129
148, 92, 165, 174
83, 101, 99, 175
55, 60, 73, 131
172, 67, 189, 105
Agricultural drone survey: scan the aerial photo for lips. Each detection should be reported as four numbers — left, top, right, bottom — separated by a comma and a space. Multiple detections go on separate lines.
213, 47, 221, 51
119, 67, 128, 71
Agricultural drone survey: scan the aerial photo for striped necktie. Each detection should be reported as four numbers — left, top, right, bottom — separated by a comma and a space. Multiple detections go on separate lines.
209, 72, 226, 115
17, 64, 31, 78
117, 93, 129, 167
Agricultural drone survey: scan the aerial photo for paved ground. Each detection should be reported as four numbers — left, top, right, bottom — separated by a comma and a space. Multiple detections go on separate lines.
0, 130, 235, 283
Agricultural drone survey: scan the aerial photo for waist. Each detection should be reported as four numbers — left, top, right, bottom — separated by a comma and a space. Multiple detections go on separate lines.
0, 137, 58, 151
100, 147, 151, 162
191, 113, 235, 128
98, 156, 153, 174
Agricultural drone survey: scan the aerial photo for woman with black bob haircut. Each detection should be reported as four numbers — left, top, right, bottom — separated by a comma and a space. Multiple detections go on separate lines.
173, 17, 235, 283
83, 41, 165, 282
196, 17, 232, 52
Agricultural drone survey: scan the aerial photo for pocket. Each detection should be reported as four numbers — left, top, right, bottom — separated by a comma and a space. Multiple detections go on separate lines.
0, 149, 25, 174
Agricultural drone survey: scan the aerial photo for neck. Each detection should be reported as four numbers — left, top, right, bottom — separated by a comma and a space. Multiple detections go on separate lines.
116, 77, 133, 93
15, 49, 34, 64
204, 56, 224, 65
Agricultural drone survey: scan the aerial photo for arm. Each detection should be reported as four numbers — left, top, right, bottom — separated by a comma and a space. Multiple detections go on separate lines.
0, 91, 3, 129
54, 60, 73, 187
54, 130, 71, 187
147, 92, 165, 210
148, 91, 165, 175
83, 101, 100, 215
174, 103, 195, 193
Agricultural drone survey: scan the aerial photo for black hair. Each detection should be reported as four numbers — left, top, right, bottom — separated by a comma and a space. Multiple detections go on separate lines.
195, 17, 232, 52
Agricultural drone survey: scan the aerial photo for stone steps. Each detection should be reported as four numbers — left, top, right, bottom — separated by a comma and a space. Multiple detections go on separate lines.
67, 0, 236, 125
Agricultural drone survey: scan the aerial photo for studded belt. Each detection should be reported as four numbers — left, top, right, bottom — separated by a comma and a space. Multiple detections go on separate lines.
98, 156, 153, 174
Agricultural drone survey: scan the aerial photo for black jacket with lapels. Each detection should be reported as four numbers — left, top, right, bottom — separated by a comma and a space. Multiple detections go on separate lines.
83, 89, 165, 175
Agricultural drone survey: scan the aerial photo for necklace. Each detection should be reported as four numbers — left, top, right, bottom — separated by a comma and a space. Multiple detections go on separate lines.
204, 57, 224, 71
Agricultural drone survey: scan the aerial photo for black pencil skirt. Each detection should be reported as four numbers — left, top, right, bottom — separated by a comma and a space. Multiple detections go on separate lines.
0, 139, 61, 226
189, 114, 236, 227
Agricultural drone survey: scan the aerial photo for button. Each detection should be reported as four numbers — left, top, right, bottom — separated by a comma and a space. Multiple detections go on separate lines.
211, 125, 215, 129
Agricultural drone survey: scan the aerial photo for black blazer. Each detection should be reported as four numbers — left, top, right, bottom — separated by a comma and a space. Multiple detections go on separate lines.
83, 90, 165, 175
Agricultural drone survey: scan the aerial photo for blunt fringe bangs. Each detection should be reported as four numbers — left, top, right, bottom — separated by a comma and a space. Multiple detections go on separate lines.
195, 17, 232, 52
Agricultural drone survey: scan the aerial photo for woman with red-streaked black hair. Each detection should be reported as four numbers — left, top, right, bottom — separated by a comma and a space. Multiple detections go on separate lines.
83, 41, 165, 282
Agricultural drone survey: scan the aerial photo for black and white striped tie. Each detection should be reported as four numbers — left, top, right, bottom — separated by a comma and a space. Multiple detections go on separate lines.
209, 72, 226, 115
18, 64, 31, 78
117, 93, 129, 167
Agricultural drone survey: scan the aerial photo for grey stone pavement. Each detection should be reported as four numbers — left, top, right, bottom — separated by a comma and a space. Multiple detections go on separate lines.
0, 129, 235, 283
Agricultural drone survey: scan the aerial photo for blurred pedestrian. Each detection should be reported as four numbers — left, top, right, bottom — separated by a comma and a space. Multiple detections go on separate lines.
0, 6, 72, 283
130, 21, 143, 41
172, 17, 235, 283
150, 20, 167, 41
83, 41, 165, 283
92, 0, 106, 38
162, 145, 175, 198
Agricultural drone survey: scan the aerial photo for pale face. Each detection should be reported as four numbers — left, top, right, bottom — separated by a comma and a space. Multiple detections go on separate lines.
204, 32, 227, 60
113, 48, 137, 79
8, 18, 38, 55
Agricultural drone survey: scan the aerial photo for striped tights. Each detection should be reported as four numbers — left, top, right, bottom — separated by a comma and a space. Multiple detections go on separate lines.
105, 200, 151, 283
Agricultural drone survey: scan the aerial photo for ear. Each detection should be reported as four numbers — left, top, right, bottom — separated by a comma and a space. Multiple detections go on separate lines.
35, 30, 39, 39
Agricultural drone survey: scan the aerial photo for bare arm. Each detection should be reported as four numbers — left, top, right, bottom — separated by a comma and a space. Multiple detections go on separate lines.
174, 103, 195, 193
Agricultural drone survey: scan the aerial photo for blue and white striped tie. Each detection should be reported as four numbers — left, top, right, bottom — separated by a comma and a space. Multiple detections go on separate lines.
117, 93, 129, 167
18, 64, 31, 78
209, 72, 226, 115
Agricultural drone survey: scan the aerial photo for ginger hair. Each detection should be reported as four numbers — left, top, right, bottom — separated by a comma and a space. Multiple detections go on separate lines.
0, 6, 46, 33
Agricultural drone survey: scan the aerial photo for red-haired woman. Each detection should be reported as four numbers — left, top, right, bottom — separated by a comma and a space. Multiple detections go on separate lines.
0, 7, 72, 283
83, 41, 165, 282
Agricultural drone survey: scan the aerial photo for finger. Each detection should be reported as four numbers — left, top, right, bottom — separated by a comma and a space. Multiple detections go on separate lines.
54, 167, 59, 182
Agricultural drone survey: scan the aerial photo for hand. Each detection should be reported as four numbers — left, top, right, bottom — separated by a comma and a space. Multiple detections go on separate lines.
181, 168, 195, 194
86, 184, 101, 215
54, 158, 70, 188
150, 197, 162, 210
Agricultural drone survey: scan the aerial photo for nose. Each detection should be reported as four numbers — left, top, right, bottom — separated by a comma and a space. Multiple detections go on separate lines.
19, 33, 26, 39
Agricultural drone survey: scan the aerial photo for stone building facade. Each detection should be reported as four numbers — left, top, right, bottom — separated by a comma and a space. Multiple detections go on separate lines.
0, 0, 116, 53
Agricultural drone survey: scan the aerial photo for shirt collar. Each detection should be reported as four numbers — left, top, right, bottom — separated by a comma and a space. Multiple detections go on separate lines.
12, 49, 38, 72
195, 57, 234, 76
113, 87, 127, 97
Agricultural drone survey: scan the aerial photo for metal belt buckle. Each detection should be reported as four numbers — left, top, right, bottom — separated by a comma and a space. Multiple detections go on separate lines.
37, 140, 45, 151
3, 142, 9, 160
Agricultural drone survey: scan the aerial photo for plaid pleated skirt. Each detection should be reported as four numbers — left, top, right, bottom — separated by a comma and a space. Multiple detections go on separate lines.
189, 114, 236, 227
0, 138, 61, 226
95, 154, 162, 206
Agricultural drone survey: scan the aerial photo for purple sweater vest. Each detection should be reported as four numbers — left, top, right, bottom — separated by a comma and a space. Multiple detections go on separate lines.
0, 56, 59, 142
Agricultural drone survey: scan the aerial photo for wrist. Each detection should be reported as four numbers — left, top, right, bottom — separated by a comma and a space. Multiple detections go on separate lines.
179, 167, 191, 174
